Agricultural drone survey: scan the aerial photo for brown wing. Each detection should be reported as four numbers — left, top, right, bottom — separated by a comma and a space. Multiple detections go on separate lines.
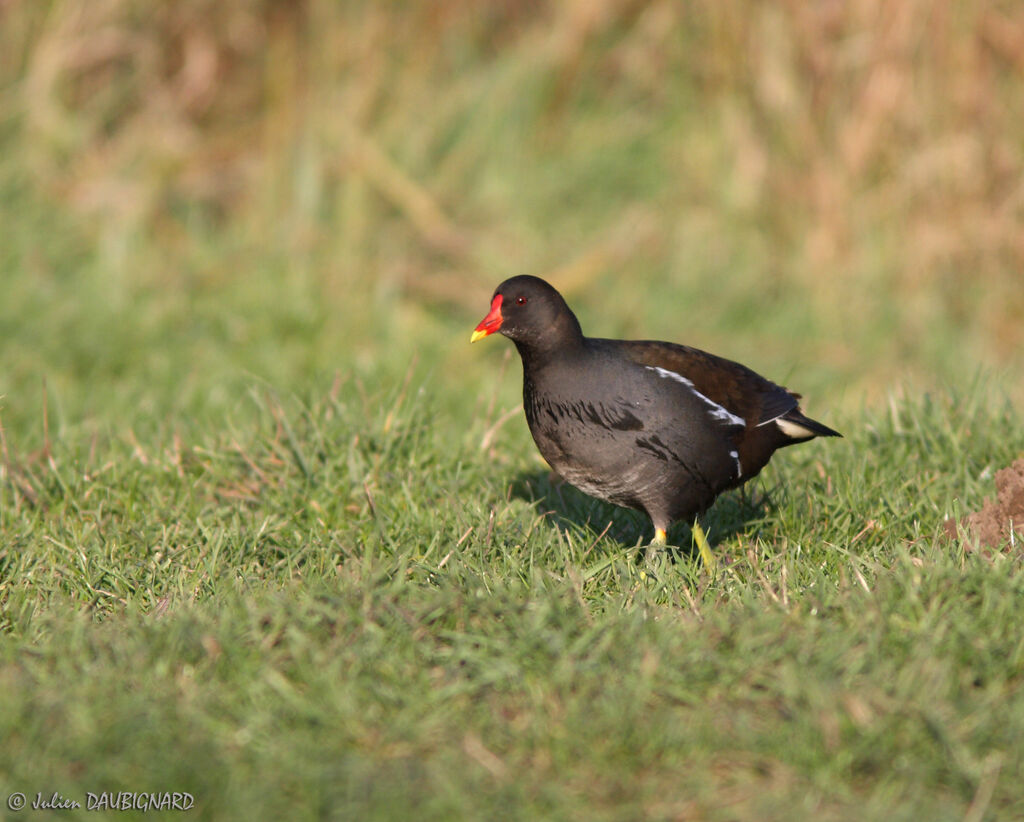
614, 339, 799, 429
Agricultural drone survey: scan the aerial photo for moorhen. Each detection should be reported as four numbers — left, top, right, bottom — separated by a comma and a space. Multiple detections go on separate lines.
471, 275, 841, 564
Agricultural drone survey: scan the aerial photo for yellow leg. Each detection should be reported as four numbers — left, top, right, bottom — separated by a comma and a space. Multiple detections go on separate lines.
652, 525, 714, 570
692, 522, 716, 570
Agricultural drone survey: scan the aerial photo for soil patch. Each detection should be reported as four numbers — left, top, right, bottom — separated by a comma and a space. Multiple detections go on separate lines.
944, 457, 1024, 551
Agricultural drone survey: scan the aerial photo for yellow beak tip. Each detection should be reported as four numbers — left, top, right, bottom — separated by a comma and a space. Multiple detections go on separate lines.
470, 329, 489, 343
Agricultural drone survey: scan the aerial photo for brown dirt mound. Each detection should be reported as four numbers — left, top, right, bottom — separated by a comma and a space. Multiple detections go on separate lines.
944, 457, 1024, 552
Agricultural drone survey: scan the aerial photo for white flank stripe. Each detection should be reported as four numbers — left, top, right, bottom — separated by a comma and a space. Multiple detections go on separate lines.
729, 450, 742, 477
646, 366, 746, 427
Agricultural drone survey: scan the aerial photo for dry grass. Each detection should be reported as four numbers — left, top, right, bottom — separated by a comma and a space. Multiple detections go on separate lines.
2, 0, 1023, 417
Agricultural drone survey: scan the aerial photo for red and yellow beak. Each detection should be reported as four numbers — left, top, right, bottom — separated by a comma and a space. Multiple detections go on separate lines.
470, 294, 503, 342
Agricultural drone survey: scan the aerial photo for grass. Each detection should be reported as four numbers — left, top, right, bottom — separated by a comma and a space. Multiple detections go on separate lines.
2, 370, 1023, 820
3, 1, 1024, 819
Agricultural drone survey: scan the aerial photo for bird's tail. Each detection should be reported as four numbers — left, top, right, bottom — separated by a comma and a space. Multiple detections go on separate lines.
776, 409, 842, 440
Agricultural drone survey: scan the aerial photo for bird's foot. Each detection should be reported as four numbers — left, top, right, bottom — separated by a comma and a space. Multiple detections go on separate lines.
637, 527, 669, 564
649, 525, 715, 571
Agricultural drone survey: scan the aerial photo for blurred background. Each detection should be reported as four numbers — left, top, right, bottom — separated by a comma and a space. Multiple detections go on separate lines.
2, 0, 1022, 440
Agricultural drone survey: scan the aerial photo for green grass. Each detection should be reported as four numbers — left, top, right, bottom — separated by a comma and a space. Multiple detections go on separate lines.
3, 2, 1024, 819
2, 362, 1023, 819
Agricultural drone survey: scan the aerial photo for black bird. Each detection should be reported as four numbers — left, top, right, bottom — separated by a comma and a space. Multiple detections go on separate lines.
470, 275, 841, 564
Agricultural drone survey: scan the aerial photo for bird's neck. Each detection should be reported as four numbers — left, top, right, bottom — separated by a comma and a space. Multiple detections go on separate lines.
512, 313, 586, 372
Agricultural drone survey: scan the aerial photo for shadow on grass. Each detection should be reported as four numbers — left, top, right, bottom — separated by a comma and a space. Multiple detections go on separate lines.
509, 469, 771, 561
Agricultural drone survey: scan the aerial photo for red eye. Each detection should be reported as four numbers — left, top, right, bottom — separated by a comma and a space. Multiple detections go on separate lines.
515, 296, 527, 305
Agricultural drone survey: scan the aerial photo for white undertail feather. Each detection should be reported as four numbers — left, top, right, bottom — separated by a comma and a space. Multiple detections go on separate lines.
775, 417, 818, 439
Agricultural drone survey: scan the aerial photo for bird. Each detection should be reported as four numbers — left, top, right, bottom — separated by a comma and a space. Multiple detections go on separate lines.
470, 275, 841, 565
